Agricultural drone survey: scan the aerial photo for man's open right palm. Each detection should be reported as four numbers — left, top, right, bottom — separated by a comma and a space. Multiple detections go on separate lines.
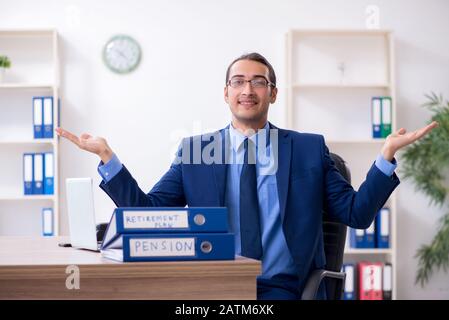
55, 127, 113, 163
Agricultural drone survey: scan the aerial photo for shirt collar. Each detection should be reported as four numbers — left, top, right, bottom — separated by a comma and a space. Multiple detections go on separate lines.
228, 122, 270, 153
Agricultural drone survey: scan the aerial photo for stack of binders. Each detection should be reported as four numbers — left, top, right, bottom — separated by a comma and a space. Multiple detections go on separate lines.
101, 207, 235, 262
23, 152, 54, 195
349, 207, 390, 249
342, 262, 392, 300
371, 96, 392, 138
33, 96, 54, 139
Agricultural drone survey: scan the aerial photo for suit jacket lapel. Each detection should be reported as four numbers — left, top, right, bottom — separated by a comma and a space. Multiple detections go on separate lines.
274, 125, 291, 223
212, 127, 228, 206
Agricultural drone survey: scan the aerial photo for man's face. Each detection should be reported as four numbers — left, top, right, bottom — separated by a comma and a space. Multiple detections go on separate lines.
224, 59, 277, 126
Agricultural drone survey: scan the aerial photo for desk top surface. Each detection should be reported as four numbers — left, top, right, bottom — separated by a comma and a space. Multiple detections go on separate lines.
0, 237, 259, 299
0, 236, 259, 269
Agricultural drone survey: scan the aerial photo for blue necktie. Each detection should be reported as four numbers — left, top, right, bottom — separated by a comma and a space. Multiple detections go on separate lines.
240, 138, 263, 260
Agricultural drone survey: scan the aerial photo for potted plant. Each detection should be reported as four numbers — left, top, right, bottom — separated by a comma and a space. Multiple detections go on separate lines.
401, 92, 449, 287
0, 55, 11, 82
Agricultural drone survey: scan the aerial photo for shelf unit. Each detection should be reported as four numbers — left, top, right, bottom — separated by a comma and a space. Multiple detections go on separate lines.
0, 83, 54, 89
0, 29, 60, 236
286, 29, 397, 299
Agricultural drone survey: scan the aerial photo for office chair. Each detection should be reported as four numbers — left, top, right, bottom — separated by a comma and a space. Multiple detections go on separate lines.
301, 153, 351, 300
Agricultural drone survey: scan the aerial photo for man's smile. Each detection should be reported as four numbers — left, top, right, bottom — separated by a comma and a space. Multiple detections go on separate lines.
238, 99, 258, 107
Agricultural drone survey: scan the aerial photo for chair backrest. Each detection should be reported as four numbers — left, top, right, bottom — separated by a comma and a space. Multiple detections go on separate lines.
323, 153, 351, 299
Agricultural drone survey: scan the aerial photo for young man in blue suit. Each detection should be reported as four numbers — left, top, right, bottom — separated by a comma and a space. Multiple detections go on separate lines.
56, 53, 437, 300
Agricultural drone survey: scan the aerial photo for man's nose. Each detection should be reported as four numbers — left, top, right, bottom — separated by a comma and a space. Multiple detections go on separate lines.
241, 81, 255, 94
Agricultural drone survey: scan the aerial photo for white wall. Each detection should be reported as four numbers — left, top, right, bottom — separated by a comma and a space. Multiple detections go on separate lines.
1, 0, 448, 299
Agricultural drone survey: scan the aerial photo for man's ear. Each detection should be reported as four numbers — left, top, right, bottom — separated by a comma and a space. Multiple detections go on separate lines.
270, 87, 278, 103
224, 86, 229, 103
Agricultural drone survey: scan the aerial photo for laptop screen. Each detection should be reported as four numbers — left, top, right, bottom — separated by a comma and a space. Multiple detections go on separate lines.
66, 177, 99, 251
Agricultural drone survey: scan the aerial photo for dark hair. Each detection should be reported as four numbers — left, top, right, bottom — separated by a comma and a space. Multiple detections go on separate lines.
225, 52, 276, 87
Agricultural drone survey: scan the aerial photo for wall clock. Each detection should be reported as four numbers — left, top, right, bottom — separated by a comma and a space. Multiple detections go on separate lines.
103, 34, 141, 74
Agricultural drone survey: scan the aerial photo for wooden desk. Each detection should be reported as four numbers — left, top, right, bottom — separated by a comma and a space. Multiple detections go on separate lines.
0, 237, 260, 300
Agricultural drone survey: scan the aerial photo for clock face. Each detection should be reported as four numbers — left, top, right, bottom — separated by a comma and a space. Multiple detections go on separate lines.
103, 35, 141, 74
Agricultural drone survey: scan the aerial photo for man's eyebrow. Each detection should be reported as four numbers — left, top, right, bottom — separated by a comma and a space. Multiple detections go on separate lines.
230, 74, 267, 79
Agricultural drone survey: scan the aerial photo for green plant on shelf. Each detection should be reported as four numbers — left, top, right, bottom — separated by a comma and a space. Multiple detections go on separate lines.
0, 55, 11, 68
401, 92, 449, 287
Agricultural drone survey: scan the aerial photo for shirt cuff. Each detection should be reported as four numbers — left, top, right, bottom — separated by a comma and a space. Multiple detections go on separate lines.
375, 154, 397, 177
97, 153, 122, 183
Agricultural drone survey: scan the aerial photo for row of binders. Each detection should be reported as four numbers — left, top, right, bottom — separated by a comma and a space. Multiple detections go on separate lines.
348, 207, 390, 249
42, 207, 54, 236
101, 207, 235, 262
342, 262, 392, 300
33, 96, 54, 139
371, 96, 392, 138
23, 153, 54, 195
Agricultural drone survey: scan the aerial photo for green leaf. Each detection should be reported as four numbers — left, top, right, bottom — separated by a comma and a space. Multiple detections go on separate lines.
415, 213, 449, 286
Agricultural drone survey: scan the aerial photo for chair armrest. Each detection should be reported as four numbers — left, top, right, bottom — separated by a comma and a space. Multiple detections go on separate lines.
301, 269, 346, 300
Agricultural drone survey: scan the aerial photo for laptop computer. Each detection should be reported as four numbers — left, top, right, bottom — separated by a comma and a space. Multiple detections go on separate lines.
66, 177, 102, 251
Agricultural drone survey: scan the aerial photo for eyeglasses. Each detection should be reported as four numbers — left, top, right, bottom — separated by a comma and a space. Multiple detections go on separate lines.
227, 76, 274, 89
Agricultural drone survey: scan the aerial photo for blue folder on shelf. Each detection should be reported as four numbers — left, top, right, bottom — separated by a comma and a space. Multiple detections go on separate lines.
33, 97, 43, 139
371, 97, 382, 138
43, 97, 53, 139
101, 233, 235, 262
23, 153, 34, 195
33, 153, 44, 194
364, 221, 376, 248
342, 264, 355, 300
350, 228, 365, 248
44, 152, 54, 195
376, 208, 390, 248
42, 207, 54, 236
102, 207, 229, 248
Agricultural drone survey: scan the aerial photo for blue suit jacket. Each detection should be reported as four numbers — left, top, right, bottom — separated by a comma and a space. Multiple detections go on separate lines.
99, 123, 400, 297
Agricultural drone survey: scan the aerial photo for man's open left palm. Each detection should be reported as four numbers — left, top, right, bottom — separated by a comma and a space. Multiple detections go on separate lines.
381, 121, 439, 161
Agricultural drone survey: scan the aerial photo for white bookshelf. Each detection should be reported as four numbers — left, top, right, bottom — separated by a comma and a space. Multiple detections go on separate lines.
0, 29, 60, 236
286, 29, 397, 299
344, 249, 393, 255
0, 83, 54, 89
292, 83, 390, 89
